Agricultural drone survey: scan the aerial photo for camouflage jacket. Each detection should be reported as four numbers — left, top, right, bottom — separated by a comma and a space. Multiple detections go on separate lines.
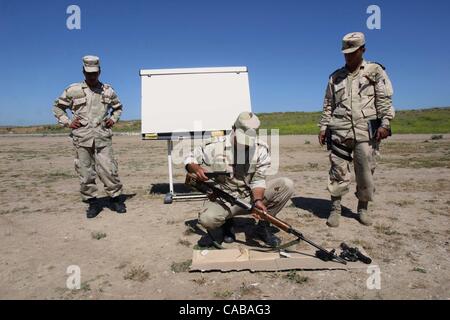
319, 60, 395, 142
53, 81, 122, 147
184, 134, 271, 198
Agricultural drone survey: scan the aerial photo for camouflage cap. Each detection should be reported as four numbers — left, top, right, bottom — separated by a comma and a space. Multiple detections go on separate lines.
341, 32, 365, 54
83, 55, 100, 72
233, 111, 260, 147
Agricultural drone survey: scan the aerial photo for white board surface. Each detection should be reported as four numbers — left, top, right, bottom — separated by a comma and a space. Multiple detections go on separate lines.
140, 67, 252, 135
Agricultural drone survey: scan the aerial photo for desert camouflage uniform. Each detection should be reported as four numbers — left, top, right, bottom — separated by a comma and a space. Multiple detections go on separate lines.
53, 81, 123, 201
184, 135, 294, 230
319, 60, 395, 201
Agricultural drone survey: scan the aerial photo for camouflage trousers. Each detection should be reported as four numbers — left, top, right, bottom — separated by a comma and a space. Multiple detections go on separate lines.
198, 178, 295, 230
327, 139, 378, 202
74, 142, 123, 201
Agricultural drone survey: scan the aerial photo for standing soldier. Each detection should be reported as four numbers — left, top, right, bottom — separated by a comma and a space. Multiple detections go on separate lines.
318, 32, 395, 227
53, 55, 126, 218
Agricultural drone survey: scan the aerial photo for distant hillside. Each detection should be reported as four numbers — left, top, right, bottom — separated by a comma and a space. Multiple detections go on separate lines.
258, 107, 450, 134
1, 107, 449, 135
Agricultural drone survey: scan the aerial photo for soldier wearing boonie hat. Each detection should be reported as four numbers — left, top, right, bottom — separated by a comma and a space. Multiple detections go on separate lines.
318, 32, 395, 228
184, 111, 295, 248
53, 55, 126, 218
233, 111, 260, 147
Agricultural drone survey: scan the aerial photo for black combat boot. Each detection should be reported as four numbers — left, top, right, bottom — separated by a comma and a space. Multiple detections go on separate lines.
86, 198, 101, 219
111, 196, 126, 214
255, 220, 281, 248
198, 227, 224, 248
222, 219, 236, 244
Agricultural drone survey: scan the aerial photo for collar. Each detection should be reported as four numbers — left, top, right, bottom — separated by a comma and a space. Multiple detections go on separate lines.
344, 59, 367, 73
82, 80, 103, 90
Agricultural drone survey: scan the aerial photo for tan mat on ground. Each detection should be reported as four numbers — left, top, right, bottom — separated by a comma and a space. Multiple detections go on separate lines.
190, 247, 373, 272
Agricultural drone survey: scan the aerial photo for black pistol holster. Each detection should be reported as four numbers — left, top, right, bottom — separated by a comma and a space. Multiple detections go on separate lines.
326, 128, 353, 162
325, 127, 332, 151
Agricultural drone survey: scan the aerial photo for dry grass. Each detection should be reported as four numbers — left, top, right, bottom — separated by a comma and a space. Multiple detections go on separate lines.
412, 267, 427, 274
284, 270, 309, 284
123, 265, 150, 282
177, 239, 192, 247
191, 277, 207, 286
239, 282, 262, 296
171, 260, 192, 273
213, 289, 233, 299
388, 199, 416, 207
91, 232, 107, 240
374, 223, 401, 236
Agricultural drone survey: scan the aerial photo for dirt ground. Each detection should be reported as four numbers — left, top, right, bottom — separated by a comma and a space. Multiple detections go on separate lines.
0, 134, 449, 300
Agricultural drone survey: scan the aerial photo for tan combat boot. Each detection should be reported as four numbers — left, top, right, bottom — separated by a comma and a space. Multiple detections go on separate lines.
326, 196, 341, 228
358, 201, 372, 226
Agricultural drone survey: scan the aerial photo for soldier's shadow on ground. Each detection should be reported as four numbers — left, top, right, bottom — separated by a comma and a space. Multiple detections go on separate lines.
149, 183, 192, 194
93, 193, 136, 216
185, 217, 280, 249
290, 196, 359, 220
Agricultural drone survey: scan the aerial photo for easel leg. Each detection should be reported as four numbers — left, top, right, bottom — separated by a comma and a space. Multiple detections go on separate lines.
164, 140, 174, 204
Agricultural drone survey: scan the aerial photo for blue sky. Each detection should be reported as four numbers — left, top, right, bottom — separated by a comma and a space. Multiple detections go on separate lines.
1, 0, 449, 125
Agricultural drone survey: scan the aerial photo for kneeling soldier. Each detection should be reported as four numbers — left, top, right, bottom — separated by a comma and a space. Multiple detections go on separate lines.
185, 112, 295, 247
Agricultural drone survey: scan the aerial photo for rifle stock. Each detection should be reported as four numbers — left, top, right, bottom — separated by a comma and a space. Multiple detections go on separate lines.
252, 207, 292, 233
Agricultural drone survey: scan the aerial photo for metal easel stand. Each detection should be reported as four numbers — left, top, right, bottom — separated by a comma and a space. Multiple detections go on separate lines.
164, 139, 207, 204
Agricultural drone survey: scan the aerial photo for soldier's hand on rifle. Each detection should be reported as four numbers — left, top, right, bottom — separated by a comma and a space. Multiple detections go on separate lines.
318, 130, 326, 146
376, 127, 390, 142
105, 118, 115, 128
69, 117, 82, 129
187, 163, 209, 182
252, 199, 268, 220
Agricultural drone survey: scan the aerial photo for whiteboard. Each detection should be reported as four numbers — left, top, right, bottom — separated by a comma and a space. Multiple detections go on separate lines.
140, 67, 252, 137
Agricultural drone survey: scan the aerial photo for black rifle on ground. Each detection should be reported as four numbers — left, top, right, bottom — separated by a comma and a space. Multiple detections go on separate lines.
339, 242, 372, 264
185, 173, 347, 265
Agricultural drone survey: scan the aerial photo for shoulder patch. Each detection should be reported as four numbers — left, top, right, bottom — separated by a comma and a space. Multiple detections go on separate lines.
363, 63, 385, 83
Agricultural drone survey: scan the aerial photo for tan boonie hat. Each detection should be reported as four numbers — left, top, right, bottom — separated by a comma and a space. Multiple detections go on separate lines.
341, 32, 365, 54
83, 55, 100, 72
233, 111, 260, 147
